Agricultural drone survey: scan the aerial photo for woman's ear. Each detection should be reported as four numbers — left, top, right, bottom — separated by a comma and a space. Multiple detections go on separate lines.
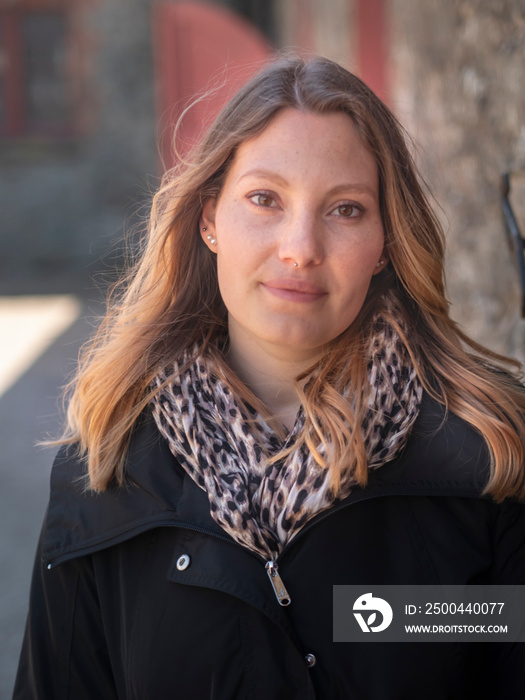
372, 250, 389, 275
200, 198, 218, 251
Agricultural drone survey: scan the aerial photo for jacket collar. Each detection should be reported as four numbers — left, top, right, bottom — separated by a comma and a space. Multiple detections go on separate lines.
42, 391, 490, 567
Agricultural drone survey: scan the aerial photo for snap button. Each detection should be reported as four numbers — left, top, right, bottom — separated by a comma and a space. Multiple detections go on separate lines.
176, 554, 191, 571
305, 653, 316, 668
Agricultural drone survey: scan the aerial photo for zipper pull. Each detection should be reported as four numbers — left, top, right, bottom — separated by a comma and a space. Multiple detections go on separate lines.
265, 560, 291, 606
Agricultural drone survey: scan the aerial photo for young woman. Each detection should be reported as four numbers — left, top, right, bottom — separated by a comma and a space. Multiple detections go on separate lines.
14, 55, 525, 699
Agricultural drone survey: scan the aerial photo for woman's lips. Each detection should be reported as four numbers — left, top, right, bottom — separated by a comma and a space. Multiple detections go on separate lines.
262, 278, 327, 303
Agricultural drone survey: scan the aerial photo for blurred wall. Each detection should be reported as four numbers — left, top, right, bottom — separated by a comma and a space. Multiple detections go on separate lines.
0, 0, 157, 287
389, 0, 525, 361
275, 0, 355, 69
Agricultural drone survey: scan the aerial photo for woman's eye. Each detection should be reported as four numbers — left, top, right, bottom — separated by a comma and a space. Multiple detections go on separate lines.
333, 203, 362, 218
249, 192, 276, 208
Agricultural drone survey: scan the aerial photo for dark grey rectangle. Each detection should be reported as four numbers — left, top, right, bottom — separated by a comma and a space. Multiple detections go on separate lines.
333, 585, 525, 642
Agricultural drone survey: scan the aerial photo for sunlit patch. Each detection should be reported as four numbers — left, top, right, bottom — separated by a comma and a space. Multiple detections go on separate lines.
0, 296, 81, 398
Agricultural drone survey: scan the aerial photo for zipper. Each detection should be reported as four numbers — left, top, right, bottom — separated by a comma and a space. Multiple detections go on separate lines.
265, 560, 292, 606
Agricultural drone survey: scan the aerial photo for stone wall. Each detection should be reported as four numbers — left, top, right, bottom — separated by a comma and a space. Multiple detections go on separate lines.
390, 0, 525, 361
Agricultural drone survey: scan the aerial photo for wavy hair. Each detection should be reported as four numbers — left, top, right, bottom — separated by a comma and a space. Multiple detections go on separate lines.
62, 54, 525, 499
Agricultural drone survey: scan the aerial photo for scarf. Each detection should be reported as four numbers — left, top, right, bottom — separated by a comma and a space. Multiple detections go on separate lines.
150, 314, 423, 561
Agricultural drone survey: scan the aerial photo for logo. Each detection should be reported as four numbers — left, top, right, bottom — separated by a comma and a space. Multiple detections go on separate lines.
353, 593, 393, 632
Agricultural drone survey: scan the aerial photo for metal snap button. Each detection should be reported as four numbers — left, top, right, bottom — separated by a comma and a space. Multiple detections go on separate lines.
176, 554, 191, 571
305, 653, 316, 668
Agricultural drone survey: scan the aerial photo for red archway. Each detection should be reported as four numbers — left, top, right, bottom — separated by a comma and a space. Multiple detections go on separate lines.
356, 0, 389, 102
154, 2, 272, 170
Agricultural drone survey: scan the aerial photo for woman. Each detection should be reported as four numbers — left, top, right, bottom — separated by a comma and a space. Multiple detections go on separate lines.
14, 55, 525, 699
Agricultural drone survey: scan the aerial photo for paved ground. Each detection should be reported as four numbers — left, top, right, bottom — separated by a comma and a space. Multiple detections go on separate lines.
0, 288, 104, 699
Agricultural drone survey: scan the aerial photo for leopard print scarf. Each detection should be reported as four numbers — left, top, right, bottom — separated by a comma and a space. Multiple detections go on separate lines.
150, 315, 423, 561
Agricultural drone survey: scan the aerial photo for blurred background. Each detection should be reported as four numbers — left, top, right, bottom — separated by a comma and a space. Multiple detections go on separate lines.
1, 0, 524, 695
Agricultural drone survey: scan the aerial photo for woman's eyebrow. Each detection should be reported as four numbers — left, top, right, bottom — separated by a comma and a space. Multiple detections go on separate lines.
236, 168, 289, 188
329, 183, 378, 200
236, 169, 377, 199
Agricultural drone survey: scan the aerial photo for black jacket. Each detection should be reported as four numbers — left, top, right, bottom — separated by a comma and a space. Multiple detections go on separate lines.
13, 393, 525, 699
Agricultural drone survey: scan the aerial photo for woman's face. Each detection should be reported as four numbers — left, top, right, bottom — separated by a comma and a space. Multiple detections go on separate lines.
202, 108, 385, 364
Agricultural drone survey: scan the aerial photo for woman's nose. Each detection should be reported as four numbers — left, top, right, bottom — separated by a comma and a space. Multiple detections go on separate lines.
277, 212, 324, 268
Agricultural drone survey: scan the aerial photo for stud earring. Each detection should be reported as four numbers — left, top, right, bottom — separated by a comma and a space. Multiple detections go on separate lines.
202, 227, 207, 232
376, 259, 385, 268
293, 261, 298, 268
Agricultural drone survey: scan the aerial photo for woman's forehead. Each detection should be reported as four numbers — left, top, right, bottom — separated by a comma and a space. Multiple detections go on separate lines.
225, 108, 378, 193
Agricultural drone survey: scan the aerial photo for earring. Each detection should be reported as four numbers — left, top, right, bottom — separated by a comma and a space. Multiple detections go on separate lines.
208, 236, 217, 245
293, 261, 298, 268
376, 259, 385, 268
202, 227, 207, 232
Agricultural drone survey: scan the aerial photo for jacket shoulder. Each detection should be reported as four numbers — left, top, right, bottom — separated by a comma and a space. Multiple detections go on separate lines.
368, 390, 492, 495
42, 410, 185, 566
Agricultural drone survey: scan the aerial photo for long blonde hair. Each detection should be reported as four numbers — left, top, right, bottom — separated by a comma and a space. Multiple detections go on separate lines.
63, 54, 525, 499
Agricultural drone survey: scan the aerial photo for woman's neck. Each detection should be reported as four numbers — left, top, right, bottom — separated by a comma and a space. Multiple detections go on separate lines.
225, 333, 320, 431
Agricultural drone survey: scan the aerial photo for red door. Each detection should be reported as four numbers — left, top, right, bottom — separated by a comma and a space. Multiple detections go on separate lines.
154, 2, 272, 170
